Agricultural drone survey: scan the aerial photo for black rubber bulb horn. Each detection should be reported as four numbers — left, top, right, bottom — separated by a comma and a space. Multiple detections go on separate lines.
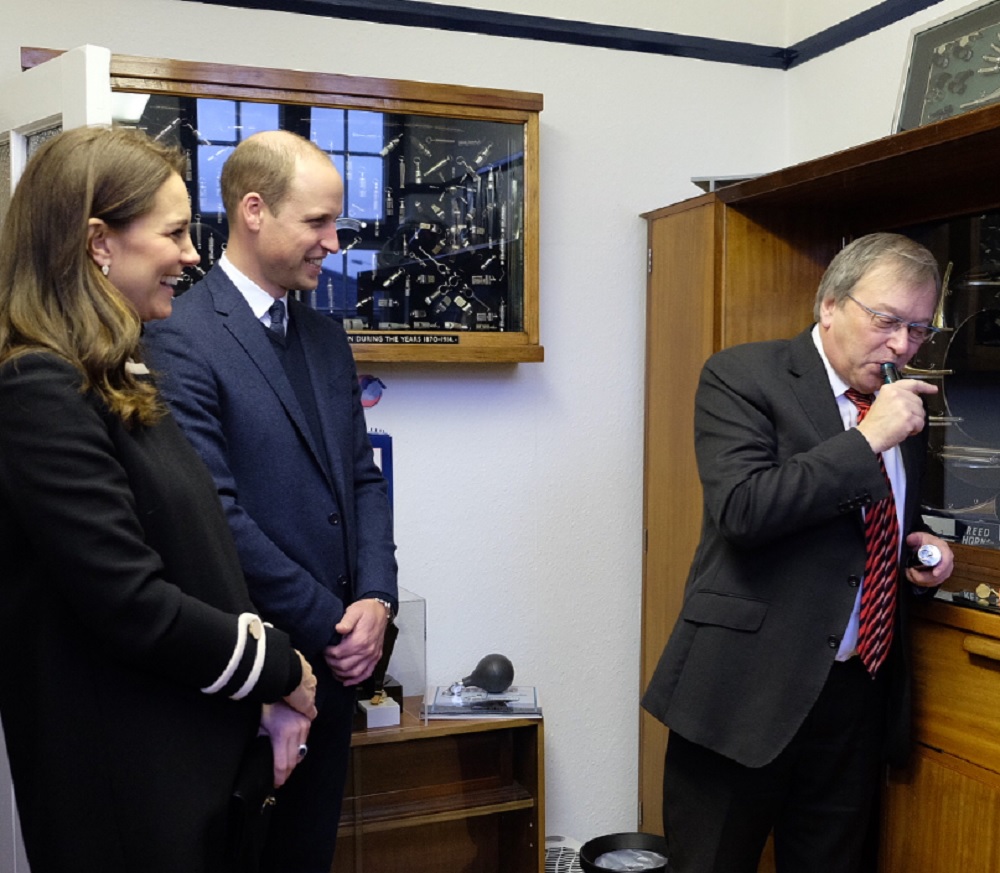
463, 654, 515, 694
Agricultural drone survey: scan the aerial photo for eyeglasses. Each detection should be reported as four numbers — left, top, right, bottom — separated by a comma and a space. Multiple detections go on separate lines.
845, 294, 941, 343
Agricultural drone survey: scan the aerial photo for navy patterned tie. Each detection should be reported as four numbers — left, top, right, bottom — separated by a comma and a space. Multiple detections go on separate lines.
268, 300, 286, 338
846, 388, 899, 676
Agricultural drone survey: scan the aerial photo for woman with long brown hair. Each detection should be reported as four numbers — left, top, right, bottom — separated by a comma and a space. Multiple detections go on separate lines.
0, 126, 316, 873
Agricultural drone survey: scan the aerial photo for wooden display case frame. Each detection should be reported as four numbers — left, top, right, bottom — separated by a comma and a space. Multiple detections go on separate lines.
22, 48, 543, 364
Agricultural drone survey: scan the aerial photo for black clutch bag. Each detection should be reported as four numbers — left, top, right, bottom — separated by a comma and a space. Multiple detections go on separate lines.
228, 735, 277, 873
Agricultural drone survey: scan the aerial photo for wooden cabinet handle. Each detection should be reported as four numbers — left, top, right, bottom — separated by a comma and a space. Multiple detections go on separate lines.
962, 635, 1000, 662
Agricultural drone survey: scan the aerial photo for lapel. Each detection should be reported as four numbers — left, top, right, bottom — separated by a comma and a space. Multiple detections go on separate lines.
289, 297, 353, 512
205, 269, 335, 490
785, 328, 873, 540
786, 328, 845, 444
784, 327, 927, 536
899, 434, 926, 531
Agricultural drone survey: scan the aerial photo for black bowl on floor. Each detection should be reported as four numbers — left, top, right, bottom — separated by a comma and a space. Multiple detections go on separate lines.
578, 832, 669, 872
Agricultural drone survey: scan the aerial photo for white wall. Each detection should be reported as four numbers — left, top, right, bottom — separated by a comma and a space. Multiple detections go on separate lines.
787, 0, 980, 163
0, 0, 965, 855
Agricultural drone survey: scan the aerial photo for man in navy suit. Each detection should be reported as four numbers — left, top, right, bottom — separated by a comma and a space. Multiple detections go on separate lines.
642, 233, 955, 872
145, 130, 397, 873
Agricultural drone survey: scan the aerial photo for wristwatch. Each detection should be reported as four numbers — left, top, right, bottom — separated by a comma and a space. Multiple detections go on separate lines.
371, 597, 395, 622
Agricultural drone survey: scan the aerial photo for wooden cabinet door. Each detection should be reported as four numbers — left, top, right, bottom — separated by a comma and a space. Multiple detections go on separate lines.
882, 746, 1000, 873
639, 197, 719, 832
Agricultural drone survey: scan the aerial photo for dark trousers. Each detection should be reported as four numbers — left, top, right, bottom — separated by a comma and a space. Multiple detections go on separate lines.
663, 657, 888, 873
260, 675, 355, 873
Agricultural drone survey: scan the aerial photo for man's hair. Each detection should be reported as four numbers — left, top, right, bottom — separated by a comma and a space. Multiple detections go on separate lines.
221, 130, 331, 218
0, 125, 184, 424
813, 232, 941, 319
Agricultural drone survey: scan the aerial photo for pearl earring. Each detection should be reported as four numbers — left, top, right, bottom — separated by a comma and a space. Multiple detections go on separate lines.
101, 264, 110, 277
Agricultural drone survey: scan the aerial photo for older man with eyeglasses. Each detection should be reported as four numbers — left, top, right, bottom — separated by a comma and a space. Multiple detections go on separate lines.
642, 232, 954, 873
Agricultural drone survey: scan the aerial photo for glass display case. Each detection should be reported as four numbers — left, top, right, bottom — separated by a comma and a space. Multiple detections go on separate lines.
132, 93, 529, 349
385, 586, 427, 723
21, 48, 543, 363
903, 211, 1000, 551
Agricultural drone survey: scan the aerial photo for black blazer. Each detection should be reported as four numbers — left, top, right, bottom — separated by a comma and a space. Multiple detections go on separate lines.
642, 329, 927, 768
0, 354, 296, 873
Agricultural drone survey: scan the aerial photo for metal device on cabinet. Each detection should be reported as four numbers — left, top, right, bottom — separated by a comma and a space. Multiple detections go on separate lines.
906, 210, 1000, 550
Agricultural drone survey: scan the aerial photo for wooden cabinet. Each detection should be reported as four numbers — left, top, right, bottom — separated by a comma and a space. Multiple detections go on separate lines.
881, 596, 1000, 873
640, 101, 1000, 867
333, 704, 544, 873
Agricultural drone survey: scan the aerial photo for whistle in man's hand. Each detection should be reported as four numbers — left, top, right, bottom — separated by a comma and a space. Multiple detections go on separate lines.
881, 363, 900, 384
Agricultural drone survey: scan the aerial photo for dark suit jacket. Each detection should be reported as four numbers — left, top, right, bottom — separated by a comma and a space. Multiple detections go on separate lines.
143, 266, 397, 658
641, 328, 928, 769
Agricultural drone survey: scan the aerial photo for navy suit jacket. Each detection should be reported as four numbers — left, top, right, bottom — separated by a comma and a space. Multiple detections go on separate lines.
642, 328, 927, 769
144, 266, 397, 657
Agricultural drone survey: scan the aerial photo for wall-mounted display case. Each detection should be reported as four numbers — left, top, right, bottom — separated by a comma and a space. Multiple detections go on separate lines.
22, 48, 544, 364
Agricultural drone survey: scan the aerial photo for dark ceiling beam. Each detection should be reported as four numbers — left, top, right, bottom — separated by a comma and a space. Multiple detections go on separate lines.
180, 0, 792, 68
787, 0, 945, 67
179, 0, 947, 71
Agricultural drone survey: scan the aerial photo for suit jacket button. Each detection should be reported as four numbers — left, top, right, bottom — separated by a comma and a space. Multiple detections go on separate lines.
337, 574, 348, 587
328, 512, 340, 526
827, 636, 840, 648
848, 575, 860, 588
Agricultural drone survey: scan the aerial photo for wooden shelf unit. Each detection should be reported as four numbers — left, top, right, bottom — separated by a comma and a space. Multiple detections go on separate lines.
334, 700, 544, 873
640, 101, 1000, 871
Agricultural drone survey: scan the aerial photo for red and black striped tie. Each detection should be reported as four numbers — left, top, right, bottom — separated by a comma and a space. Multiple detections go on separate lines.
846, 388, 899, 676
